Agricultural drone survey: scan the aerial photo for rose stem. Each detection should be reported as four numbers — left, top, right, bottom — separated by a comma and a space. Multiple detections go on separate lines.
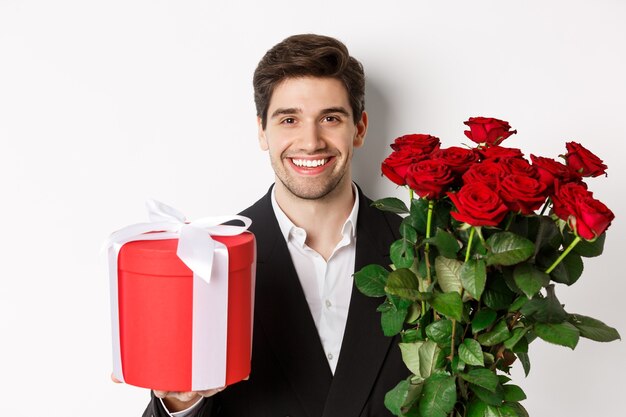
424, 199, 434, 286
408, 188, 426, 315
504, 212, 515, 231
465, 227, 475, 262
409, 188, 414, 202
545, 236, 582, 274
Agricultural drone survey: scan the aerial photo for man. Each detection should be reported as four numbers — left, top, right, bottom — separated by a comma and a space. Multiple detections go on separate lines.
142, 34, 407, 417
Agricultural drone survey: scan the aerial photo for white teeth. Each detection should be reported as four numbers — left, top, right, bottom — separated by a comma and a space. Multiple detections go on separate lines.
292, 158, 328, 167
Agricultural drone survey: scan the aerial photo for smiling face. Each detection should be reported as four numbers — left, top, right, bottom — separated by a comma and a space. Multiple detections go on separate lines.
258, 76, 367, 201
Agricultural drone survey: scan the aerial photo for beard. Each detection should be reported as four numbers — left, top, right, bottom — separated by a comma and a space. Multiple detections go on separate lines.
270, 154, 349, 200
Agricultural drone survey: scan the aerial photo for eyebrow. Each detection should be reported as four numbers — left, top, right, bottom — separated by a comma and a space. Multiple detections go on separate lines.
269, 106, 351, 119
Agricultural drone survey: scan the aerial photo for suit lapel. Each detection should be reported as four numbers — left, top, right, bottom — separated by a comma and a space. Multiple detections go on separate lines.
321, 189, 398, 417
246, 189, 332, 417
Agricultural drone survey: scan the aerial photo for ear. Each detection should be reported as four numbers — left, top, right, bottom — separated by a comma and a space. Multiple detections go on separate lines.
257, 116, 269, 151
353, 111, 368, 148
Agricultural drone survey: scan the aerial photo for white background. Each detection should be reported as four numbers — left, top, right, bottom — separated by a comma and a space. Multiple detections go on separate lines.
1, 0, 625, 415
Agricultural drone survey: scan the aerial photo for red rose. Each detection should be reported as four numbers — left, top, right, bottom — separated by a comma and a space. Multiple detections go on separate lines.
564, 142, 608, 177
391, 134, 441, 154
500, 157, 538, 178
497, 175, 548, 215
448, 182, 509, 227
381, 149, 425, 186
462, 160, 506, 188
405, 159, 455, 200
530, 154, 582, 193
552, 182, 614, 240
478, 145, 524, 162
463, 117, 517, 146
431, 146, 480, 176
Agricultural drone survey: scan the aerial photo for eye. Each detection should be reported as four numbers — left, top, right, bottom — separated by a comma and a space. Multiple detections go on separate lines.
281, 117, 296, 125
323, 115, 340, 123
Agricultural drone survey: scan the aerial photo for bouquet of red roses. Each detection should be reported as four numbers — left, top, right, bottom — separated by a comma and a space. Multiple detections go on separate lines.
355, 117, 619, 417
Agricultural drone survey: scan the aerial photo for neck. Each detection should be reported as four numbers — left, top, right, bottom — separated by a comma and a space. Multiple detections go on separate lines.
274, 177, 356, 260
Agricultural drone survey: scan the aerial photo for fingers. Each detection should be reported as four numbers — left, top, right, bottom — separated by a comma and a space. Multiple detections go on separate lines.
197, 386, 226, 397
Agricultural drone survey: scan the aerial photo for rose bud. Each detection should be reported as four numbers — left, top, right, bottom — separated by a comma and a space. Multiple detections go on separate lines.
463, 117, 517, 146
381, 149, 425, 186
564, 142, 608, 177
552, 182, 614, 240
497, 175, 548, 215
405, 159, 455, 200
390, 134, 441, 154
448, 182, 510, 227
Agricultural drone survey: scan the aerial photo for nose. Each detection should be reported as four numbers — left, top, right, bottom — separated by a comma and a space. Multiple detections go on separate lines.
294, 122, 325, 153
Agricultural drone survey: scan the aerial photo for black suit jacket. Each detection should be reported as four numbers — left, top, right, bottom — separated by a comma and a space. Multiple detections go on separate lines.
144, 185, 408, 417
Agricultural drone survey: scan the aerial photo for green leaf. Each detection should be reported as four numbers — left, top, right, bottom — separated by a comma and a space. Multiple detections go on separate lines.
506, 402, 530, 417
519, 285, 567, 324
467, 399, 489, 417
390, 239, 416, 269
472, 309, 497, 333
484, 403, 523, 417
435, 256, 463, 294
486, 232, 534, 266
458, 338, 484, 366
517, 352, 531, 376
545, 250, 584, 286
477, 320, 511, 347
385, 269, 421, 301
419, 374, 457, 417
508, 296, 528, 313
460, 259, 487, 300
431, 292, 463, 321
503, 327, 530, 350
400, 220, 419, 244
513, 263, 549, 299
430, 228, 460, 259
409, 197, 430, 235
566, 230, 605, 257
381, 306, 408, 336
534, 322, 580, 349
568, 314, 621, 342
425, 319, 453, 346
384, 379, 410, 416
399, 341, 425, 377
460, 368, 499, 393
401, 328, 421, 343
418, 340, 441, 379
470, 384, 504, 407
533, 215, 562, 255
503, 385, 527, 402
371, 197, 409, 214
354, 264, 389, 297
483, 275, 516, 311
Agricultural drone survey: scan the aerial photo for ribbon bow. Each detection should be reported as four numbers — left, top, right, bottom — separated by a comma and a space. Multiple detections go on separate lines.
105, 199, 251, 282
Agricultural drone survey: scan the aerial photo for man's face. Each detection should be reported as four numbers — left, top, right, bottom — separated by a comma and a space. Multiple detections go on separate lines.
258, 76, 367, 200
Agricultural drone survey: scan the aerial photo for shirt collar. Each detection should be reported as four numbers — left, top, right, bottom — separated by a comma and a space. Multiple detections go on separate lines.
271, 183, 360, 247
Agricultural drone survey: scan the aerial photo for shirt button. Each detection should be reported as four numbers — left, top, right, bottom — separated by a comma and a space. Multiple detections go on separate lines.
327, 353, 334, 360
325, 299, 332, 308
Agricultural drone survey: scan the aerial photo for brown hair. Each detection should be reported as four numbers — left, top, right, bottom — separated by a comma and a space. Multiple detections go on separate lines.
253, 34, 365, 129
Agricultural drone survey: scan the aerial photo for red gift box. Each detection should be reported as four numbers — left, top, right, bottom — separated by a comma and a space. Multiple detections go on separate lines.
106, 203, 255, 392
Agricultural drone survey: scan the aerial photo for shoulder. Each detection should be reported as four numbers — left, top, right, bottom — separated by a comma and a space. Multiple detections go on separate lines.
356, 186, 403, 245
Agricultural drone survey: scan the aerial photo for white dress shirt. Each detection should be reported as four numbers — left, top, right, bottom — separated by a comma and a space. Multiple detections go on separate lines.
163, 184, 359, 416
271, 184, 359, 374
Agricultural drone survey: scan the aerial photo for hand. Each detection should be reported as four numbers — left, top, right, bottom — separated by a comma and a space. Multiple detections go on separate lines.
154, 386, 225, 412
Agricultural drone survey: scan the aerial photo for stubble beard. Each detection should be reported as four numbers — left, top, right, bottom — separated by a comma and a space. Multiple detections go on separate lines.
271, 154, 349, 201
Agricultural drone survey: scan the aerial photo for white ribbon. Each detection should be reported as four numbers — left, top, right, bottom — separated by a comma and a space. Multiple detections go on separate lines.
105, 200, 252, 389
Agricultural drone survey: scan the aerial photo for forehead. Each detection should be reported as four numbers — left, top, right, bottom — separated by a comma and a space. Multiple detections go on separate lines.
268, 77, 351, 114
